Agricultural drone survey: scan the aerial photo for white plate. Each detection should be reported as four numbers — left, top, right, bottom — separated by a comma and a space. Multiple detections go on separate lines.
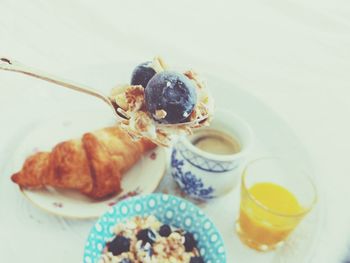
0, 63, 323, 263
10, 111, 166, 219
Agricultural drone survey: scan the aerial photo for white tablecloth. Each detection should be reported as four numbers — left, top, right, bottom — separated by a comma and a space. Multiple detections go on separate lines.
0, 1, 349, 262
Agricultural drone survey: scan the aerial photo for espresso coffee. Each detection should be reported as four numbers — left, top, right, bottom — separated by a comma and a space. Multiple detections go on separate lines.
190, 129, 241, 155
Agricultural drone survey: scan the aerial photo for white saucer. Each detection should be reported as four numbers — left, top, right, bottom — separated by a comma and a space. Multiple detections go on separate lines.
11, 111, 166, 219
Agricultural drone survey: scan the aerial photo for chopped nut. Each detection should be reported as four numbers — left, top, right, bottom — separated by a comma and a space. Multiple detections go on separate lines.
134, 111, 153, 133
154, 109, 167, 120
169, 232, 182, 240
121, 119, 129, 125
115, 95, 129, 111
112, 85, 130, 110
184, 70, 205, 89
125, 221, 137, 229
152, 56, 168, 73
110, 85, 128, 97
155, 129, 172, 146
125, 85, 145, 112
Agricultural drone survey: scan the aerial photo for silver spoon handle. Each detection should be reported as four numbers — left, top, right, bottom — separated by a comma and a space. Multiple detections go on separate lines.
0, 57, 112, 107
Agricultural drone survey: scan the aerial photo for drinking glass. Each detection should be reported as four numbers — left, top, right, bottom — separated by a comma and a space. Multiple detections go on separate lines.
236, 157, 317, 251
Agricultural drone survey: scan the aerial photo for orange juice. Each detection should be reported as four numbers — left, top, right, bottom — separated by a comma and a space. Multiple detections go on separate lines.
237, 182, 305, 251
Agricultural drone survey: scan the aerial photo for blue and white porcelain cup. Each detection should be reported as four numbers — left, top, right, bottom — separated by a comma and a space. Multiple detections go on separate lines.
171, 109, 254, 200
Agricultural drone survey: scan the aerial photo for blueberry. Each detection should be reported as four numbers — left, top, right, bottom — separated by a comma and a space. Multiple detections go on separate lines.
159, 224, 171, 237
131, 61, 156, 88
190, 256, 204, 263
120, 259, 132, 263
107, 235, 130, 256
136, 228, 156, 245
184, 232, 197, 252
145, 71, 197, 124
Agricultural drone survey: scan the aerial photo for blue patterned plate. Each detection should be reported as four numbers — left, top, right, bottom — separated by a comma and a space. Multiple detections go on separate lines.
83, 193, 226, 263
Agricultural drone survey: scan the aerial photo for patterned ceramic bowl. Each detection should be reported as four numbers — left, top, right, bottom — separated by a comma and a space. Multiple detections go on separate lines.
83, 193, 226, 263
171, 109, 254, 200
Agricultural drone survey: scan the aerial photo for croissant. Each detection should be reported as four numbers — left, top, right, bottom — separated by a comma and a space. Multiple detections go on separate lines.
11, 126, 156, 199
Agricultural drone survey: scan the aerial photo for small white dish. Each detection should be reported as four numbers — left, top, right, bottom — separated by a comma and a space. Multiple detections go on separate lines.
11, 111, 166, 219
171, 109, 254, 200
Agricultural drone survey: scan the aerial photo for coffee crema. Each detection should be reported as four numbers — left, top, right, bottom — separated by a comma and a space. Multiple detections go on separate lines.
190, 129, 241, 155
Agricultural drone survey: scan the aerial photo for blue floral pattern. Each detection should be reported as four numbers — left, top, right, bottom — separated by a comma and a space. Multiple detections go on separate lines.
172, 149, 215, 199
176, 141, 238, 173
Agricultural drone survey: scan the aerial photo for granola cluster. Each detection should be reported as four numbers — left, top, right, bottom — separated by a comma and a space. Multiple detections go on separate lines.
110, 57, 214, 146
99, 215, 202, 263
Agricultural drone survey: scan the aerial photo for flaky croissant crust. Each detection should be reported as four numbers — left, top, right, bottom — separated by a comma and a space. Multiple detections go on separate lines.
11, 126, 156, 199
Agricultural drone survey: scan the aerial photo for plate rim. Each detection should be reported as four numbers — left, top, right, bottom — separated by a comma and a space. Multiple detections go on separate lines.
11, 111, 168, 219
18, 152, 167, 220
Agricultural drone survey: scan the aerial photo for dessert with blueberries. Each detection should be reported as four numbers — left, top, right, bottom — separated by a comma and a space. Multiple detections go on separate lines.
111, 57, 214, 146
98, 215, 204, 263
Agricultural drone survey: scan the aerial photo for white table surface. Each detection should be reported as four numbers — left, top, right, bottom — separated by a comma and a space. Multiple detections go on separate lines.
0, 1, 349, 262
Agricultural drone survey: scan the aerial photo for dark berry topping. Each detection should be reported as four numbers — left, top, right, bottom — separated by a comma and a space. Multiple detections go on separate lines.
145, 71, 197, 124
136, 228, 156, 245
107, 235, 130, 256
190, 256, 204, 263
131, 61, 156, 88
184, 232, 197, 252
159, 224, 172, 237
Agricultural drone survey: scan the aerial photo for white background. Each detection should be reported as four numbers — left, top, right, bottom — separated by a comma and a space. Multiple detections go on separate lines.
0, 0, 349, 262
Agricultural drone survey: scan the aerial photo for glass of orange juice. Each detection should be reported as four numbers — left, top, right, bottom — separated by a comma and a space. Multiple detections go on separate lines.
236, 157, 317, 251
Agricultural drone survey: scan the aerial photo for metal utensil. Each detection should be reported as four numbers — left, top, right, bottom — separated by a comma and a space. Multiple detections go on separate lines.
0, 56, 208, 127
0, 57, 128, 120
